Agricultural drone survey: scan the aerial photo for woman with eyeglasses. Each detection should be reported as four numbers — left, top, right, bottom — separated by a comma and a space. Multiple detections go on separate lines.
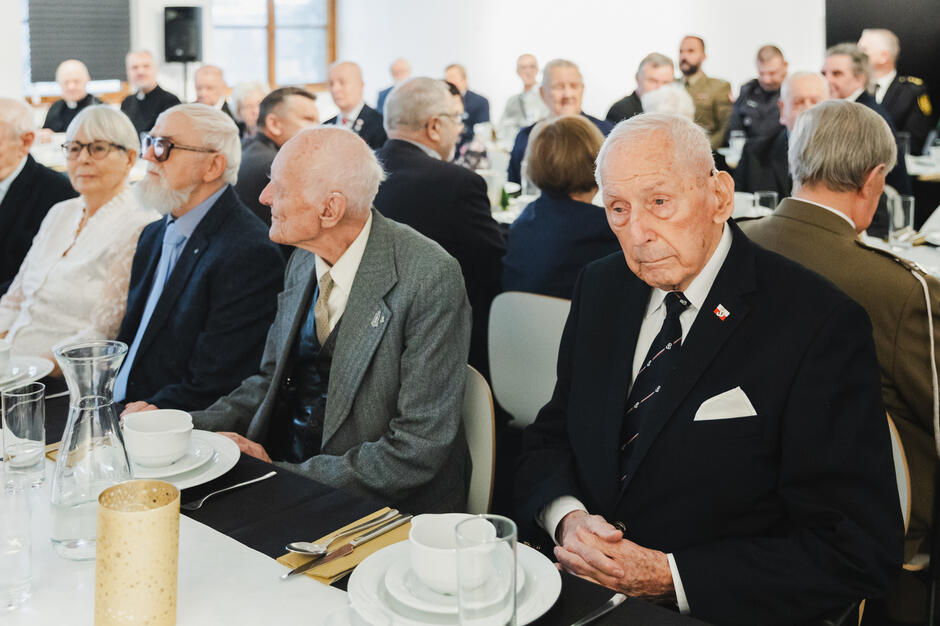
0, 105, 159, 366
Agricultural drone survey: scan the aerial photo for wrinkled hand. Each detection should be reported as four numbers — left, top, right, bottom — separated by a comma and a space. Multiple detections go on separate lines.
555, 510, 675, 602
121, 401, 159, 416
219, 432, 272, 463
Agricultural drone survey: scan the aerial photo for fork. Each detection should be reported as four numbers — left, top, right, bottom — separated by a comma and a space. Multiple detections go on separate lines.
180, 470, 277, 511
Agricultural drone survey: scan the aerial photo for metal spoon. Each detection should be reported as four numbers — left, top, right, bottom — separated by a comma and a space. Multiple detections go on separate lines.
285, 509, 400, 555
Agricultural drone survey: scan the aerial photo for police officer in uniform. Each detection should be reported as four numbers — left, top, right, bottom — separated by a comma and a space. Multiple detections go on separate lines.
724, 45, 788, 144
859, 28, 935, 155
678, 35, 733, 150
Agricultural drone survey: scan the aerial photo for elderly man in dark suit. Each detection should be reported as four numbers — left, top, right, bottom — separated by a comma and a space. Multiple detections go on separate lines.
515, 112, 902, 624
605, 53, 675, 125
41, 60, 101, 133
114, 104, 284, 415
325, 61, 387, 150
0, 98, 77, 294
195, 127, 472, 514
444, 63, 490, 153
374, 77, 505, 378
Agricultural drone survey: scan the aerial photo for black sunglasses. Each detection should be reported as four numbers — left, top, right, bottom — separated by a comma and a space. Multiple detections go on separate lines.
142, 133, 217, 162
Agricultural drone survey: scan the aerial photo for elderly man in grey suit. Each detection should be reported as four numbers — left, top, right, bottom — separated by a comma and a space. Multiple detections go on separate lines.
194, 126, 473, 514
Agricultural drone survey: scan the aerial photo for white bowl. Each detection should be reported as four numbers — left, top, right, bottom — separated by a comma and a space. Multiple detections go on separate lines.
409, 513, 473, 595
123, 410, 193, 467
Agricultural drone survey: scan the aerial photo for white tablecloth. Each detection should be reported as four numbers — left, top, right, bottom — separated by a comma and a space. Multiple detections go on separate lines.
6, 462, 348, 625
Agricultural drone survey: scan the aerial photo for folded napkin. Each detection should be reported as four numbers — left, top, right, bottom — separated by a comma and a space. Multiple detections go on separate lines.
276, 507, 411, 585
45, 442, 60, 461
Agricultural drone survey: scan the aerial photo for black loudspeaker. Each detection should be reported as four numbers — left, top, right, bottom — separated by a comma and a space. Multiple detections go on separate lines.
164, 6, 202, 63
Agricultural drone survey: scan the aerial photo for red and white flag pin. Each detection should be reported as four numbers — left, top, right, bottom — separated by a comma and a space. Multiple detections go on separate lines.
713, 304, 730, 321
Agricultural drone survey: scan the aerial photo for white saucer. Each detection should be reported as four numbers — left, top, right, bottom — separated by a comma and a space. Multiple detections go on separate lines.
350, 542, 560, 625
131, 438, 215, 479
384, 556, 525, 615
0, 356, 55, 387
157, 430, 239, 491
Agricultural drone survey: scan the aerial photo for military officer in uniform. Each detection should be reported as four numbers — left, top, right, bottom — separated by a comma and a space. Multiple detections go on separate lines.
605, 53, 675, 125
724, 45, 788, 144
741, 100, 938, 623
859, 28, 934, 155
678, 35, 733, 150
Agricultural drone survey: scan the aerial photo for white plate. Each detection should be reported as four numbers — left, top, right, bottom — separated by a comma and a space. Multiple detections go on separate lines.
384, 555, 525, 615
0, 356, 55, 387
159, 430, 239, 491
350, 542, 560, 625
131, 438, 215, 479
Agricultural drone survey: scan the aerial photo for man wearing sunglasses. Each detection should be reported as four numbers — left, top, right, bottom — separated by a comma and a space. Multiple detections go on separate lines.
114, 103, 284, 415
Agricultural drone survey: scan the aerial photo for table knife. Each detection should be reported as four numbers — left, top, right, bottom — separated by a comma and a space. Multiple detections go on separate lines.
282, 514, 412, 579
570, 593, 627, 626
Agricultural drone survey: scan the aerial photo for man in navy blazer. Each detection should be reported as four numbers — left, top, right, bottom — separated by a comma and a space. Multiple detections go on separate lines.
445, 64, 490, 154
115, 104, 284, 414
325, 62, 387, 150
508, 59, 613, 185
515, 113, 902, 624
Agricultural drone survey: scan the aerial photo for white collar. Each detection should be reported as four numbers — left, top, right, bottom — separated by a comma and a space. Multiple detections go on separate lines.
876, 70, 897, 91
847, 87, 866, 102
213, 98, 226, 111
399, 138, 441, 160
791, 196, 857, 230
339, 101, 365, 124
314, 212, 373, 297
645, 223, 732, 319
0, 155, 29, 194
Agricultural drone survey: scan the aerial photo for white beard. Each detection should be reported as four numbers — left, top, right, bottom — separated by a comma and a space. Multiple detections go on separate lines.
135, 168, 196, 216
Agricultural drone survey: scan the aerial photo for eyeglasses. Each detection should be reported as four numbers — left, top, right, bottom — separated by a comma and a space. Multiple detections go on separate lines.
437, 112, 465, 128
142, 133, 217, 162
61, 140, 128, 161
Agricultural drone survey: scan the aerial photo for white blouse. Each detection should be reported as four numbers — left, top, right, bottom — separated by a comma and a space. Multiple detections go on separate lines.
0, 187, 160, 358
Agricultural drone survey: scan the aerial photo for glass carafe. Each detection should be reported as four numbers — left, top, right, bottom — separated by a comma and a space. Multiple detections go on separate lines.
50, 340, 131, 560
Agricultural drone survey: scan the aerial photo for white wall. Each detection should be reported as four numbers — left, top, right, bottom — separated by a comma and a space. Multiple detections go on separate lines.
0, 2, 24, 99
337, 0, 827, 120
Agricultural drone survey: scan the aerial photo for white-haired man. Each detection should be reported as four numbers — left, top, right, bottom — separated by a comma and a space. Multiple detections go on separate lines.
194, 65, 237, 124
606, 53, 675, 124
0, 98, 76, 293
858, 28, 933, 155
120, 50, 182, 133
194, 127, 473, 514
515, 112, 902, 623
639, 83, 695, 119
114, 104, 284, 414
375, 77, 505, 379
41, 59, 101, 133
742, 101, 938, 622
499, 54, 551, 139
508, 58, 613, 184
325, 61, 387, 149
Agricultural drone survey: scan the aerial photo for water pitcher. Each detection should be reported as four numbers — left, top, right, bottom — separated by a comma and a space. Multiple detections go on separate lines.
50, 340, 131, 560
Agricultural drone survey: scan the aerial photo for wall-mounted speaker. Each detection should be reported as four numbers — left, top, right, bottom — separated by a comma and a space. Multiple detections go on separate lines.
164, 6, 202, 63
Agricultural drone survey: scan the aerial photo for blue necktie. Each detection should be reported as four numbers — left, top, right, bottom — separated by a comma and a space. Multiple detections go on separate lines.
114, 221, 187, 402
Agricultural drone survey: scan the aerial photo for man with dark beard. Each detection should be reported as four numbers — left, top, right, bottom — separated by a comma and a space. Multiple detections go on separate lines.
114, 104, 284, 414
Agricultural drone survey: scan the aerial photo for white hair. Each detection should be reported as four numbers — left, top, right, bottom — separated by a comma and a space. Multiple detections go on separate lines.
157, 103, 241, 185
231, 81, 269, 117
383, 77, 451, 132
596, 112, 714, 193
0, 98, 36, 137
789, 100, 896, 192
65, 105, 140, 153
780, 71, 828, 103
640, 84, 695, 120
861, 28, 900, 62
298, 127, 386, 216
541, 59, 582, 89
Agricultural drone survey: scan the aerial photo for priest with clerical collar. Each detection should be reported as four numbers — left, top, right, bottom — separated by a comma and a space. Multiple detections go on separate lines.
42, 59, 101, 133
119, 50, 182, 134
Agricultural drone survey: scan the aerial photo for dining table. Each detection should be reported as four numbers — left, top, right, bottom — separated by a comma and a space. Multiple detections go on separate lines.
4, 378, 710, 626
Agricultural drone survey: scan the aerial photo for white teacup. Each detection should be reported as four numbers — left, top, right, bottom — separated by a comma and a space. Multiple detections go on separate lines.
122, 410, 193, 467
0, 339, 11, 373
409, 513, 474, 595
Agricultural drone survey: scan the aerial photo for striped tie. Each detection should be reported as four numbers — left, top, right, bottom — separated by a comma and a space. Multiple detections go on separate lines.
314, 272, 334, 345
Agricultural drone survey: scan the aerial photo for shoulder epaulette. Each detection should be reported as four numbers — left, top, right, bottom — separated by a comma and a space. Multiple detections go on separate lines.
855, 238, 930, 274
901, 76, 924, 86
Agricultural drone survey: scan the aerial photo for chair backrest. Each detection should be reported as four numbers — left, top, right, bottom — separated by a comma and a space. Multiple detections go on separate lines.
887, 413, 912, 532
462, 365, 495, 514
488, 292, 571, 428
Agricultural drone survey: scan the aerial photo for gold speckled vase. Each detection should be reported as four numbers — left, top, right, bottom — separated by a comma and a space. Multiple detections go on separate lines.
94, 480, 180, 626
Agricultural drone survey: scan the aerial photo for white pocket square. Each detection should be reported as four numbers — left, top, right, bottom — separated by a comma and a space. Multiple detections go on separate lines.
693, 386, 757, 421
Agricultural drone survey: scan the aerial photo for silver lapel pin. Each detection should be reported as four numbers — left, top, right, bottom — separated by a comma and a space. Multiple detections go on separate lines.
370, 311, 385, 327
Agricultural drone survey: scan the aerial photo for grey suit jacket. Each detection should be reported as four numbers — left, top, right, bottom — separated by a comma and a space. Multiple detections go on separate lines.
193, 211, 472, 514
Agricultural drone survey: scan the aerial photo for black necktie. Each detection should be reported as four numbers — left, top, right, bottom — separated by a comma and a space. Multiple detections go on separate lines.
619, 292, 690, 477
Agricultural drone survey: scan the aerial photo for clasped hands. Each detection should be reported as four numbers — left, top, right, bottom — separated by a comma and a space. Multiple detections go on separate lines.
555, 510, 676, 603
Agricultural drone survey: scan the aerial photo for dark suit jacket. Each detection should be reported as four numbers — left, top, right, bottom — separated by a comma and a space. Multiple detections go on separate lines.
516, 222, 903, 625
724, 78, 783, 144
458, 89, 491, 150
376, 86, 392, 117
234, 132, 279, 225
374, 139, 505, 376
42, 94, 102, 132
855, 91, 912, 196
325, 103, 387, 149
733, 125, 790, 196
116, 186, 285, 411
502, 191, 620, 299
508, 113, 614, 184
882, 75, 934, 155
0, 155, 77, 294
605, 91, 643, 125
121, 85, 182, 134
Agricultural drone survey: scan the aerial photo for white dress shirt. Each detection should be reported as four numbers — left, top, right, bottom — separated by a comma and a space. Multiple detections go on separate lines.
333, 102, 365, 129
874, 70, 897, 104
847, 87, 866, 103
0, 188, 159, 357
539, 223, 733, 613
0, 156, 28, 206
313, 212, 373, 334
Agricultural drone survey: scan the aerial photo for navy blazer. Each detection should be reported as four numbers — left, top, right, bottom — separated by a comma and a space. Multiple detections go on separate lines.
457, 89, 491, 151
516, 221, 902, 624
325, 103, 387, 150
508, 113, 613, 184
502, 191, 620, 299
116, 186, 285, 411
855, 91, 912, 196
0, 155, 77, 294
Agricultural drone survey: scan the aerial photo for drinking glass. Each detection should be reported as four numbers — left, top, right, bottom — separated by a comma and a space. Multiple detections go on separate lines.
889, 195, 916, 249
0, 480, 31, 612
729, 130, 746, 154
456, 514, 517, 626
1, 382, 45, 487
753, 191, 779, 212
897, 132, 911, 162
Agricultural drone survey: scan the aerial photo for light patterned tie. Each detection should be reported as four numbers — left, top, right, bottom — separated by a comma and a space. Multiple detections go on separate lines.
314, 271, 334, 345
